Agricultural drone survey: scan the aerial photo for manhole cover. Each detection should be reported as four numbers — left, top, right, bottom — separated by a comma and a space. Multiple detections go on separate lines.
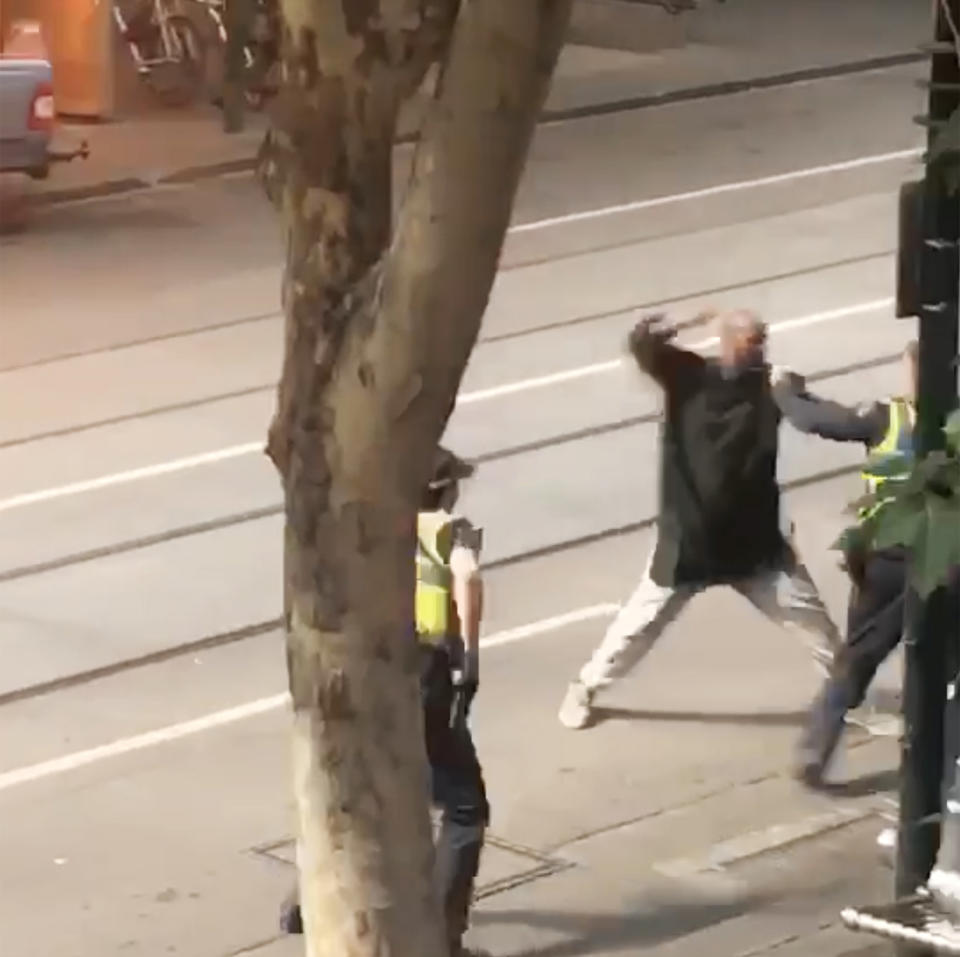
251, 831, 570, 900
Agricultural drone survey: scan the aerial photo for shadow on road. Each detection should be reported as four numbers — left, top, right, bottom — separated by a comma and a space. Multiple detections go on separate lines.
475, 892, 767, 956
820, 767, 899, 799
593, 706, 807, 727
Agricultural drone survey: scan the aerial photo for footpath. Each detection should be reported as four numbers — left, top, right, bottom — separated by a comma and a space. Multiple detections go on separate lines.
3, 0, 929, 208
230, 733, 903, 957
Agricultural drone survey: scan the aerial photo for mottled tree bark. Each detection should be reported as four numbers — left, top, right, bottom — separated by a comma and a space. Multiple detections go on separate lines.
261, 2, 571, 954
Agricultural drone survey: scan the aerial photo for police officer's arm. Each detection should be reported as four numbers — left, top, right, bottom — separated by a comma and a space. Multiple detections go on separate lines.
450, 522, 483, 680
771, 371, 889, 446
628, 314, 706, 389
450, 546, 482, 677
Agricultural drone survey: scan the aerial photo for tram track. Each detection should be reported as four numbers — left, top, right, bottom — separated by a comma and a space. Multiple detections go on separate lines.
0, 345, 905, 706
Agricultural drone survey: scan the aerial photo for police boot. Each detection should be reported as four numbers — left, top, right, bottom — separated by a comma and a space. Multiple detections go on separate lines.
795, 678, 849, 789
278, 887, 303, 934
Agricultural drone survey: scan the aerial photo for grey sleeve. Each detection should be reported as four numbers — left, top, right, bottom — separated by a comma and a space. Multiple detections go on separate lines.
773, 374, 888, 446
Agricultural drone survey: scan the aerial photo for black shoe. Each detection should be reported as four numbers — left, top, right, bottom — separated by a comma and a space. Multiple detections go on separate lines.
279, 899, 302, 934
794, 758, 827, 790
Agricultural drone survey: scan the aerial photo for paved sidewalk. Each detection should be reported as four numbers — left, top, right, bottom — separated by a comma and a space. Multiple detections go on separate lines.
6, 0, 929, 207
228, 738, 903, 957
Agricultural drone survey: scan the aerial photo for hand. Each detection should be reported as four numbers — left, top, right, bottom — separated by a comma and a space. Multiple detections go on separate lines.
770, 365, 804, 390
687, 308, 718, 329
842, 546, 867, 589
628, 313, 676, 352
451, 674, 479, 725
770, 365, 789, 387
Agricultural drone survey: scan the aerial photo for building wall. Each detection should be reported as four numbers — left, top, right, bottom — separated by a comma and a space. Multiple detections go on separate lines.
0, 0, 113, 117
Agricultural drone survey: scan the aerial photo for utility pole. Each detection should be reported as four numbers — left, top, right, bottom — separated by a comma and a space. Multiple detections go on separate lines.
895, 0, 960, 931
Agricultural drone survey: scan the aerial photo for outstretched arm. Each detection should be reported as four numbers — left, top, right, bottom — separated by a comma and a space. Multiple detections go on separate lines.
772, 370, 888, 445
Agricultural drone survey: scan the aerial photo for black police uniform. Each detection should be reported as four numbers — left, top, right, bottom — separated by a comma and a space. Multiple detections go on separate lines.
773, 374, 911, 781
419, 514, 489, 954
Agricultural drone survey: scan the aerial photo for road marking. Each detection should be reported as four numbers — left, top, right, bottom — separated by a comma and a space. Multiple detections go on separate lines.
457, 298, 894, 403
0, 604, 617, 793
0, 298, 892, 514
654, 805, 873, 880
510, 148, 921, 234
0, 442, 264, 515
480, 603, 618, 649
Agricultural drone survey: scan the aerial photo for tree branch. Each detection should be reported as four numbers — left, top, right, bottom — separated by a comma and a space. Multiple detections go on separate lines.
325, 0, 573, 500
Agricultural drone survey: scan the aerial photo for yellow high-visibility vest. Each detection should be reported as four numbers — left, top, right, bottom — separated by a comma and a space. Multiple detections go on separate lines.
860, 397, 915, 518
415, 510, 455, 644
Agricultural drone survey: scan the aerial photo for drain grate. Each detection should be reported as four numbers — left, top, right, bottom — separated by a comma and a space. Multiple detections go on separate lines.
251, 832, 571, 900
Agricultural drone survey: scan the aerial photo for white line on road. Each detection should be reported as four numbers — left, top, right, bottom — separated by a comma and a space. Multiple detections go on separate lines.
457, 298, 893, 403
654, 805, 872, 880
0, 604, 618, 793
0, 442, 264, 515
0, 298, 892, 515
509, 148, 921, 234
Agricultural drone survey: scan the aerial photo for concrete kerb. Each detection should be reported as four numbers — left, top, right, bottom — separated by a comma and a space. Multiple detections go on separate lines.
28, 51, 925, 209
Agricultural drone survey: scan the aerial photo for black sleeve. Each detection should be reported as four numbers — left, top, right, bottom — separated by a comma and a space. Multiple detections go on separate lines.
627, 320, 705, 390
451, 517, 483, 555
773, 374, 888, 446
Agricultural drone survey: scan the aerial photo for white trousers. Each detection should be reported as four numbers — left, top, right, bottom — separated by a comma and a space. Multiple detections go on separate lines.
579, 546, 841, 692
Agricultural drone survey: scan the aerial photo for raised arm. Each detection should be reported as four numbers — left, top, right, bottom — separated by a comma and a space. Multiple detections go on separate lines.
627, 314, 706, 388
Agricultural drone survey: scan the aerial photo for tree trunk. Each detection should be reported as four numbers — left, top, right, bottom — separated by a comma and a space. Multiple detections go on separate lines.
263, 2, 571, 955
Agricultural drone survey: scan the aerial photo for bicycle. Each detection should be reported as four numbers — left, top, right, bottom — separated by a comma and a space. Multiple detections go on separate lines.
113, 0, 206, 106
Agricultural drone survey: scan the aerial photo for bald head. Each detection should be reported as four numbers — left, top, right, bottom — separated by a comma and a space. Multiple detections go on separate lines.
717, 309, 767, 370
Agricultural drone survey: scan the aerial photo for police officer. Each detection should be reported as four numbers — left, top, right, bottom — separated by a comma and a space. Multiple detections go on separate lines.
418, 446, 490, 957
772, 341, 918, 787
280, 447, 490, 957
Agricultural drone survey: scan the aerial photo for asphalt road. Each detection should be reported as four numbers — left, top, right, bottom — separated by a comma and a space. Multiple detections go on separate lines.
0, 58, 923, 957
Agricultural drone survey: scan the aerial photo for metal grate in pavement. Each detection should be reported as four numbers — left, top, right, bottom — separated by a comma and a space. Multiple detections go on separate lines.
250, 831, 572, 900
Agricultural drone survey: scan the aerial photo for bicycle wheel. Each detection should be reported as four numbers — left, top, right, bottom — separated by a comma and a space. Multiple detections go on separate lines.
148, 14, 206, 106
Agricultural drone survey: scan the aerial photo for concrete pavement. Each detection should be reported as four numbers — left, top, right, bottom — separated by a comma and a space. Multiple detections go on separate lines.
0, 17, 929, 957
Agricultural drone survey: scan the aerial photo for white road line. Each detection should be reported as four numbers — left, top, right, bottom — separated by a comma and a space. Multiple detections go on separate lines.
509, 148, 921, 234
654, 806, 872, 880
0, 604, 617, 793
0, 442, 264, 515
0, 297, 892, 514
480, 603, 618, 649
458, 298, 894, 403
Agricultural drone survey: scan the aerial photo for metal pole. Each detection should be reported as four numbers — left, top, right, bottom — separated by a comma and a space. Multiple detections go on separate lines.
222, 0, 250, 133
895, 0, 960, 927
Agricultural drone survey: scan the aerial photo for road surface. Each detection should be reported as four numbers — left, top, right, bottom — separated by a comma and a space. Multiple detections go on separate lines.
0, 54, 923, 957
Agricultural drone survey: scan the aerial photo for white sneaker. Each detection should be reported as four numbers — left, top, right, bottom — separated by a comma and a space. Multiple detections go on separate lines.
559, 681, 594, 730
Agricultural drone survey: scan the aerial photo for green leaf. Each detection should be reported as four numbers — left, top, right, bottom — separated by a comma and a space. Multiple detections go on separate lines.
909, 498, 960, 598
872, 497, 927, 550
863, 452, 912, 478
946, 410, 960, 455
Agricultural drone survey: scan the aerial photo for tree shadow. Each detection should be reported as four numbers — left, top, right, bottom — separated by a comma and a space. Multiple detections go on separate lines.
474, 892, 768, 957
592, 706, 807, 728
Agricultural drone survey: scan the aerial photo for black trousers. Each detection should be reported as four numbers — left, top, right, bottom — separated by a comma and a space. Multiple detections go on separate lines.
280, 641, 489, 953
799, 550, 906, 772
421, 641, 490, 949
